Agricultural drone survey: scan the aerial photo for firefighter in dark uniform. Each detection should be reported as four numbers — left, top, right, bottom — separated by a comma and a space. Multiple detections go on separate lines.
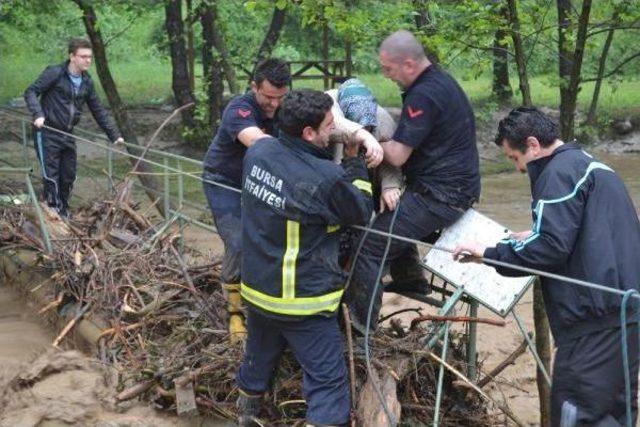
344, 30, 481, 333
454, 107, 640, 427
235, 89, 373, 426
24, 38, 123, 218
202, 58, 290, 343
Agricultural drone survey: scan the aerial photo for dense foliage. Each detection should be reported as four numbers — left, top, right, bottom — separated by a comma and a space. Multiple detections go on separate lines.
1, 0, 638, 141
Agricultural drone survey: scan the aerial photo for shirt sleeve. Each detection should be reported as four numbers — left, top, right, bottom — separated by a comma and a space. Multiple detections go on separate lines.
86, 79, 121, 142
24, 65, 59, 119
392, 91, 437, 148
483, 166, 588, 276
223, 98, 262, 141
325, 157, 373, 226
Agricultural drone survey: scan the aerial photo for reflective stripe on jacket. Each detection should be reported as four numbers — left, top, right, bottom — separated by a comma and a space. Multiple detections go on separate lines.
241, 133, 373, 319
484, 143, 640, 342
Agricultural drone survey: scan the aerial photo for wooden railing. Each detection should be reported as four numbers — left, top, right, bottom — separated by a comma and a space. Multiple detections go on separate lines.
237, 59, 351, 90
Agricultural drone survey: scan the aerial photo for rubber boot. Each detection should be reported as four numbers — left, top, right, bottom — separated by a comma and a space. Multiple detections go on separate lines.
237, 390, 263, 427
224, 283, 247, 345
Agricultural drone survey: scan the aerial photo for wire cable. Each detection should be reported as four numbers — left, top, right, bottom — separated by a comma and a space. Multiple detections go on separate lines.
363, 206, 401, 427
5, 106, 640, 425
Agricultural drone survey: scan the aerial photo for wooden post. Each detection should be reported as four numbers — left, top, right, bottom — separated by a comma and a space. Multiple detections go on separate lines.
533, 280, 552, 426
345, 39, 352, 78
322, 20, 330, 90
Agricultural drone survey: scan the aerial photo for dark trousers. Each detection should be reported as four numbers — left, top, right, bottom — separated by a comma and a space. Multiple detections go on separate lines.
237, 310, 350, 425
202, 171, 241, 284
344, 191, 464, 331
552, 325, 639, 426
34, 129, 77, 216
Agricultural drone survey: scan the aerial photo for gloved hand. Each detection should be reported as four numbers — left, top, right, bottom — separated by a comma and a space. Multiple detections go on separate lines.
34, 117, 45, 128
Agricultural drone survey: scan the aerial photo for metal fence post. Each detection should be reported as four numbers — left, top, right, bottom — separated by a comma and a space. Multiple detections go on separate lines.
25, 172, 53, 254
433, 322, 451, 427
467, 300, 478, 380
163, 157, 171, 220
177, 159, 184, 254
107, 145, 114, 191
21, 121, 29, 167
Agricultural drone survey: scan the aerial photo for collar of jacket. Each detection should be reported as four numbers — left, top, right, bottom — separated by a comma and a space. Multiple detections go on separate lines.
278, 132, 333, 160
402, 63, 436, 97
61, 60, 89, 79
526, 141, 581, 185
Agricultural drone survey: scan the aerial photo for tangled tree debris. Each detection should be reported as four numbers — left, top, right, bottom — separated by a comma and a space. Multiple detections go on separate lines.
0, 180, 518, 426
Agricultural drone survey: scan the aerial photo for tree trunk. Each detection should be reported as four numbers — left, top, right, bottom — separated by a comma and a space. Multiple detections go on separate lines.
345, 39, 352, 78
492, 4, 512, 104
211, 18, 238, 94
533, 280, 552, 427
72, 0, 166, 217
585, 11, 618, 126
507, 0, 532, 106
186, 0, 196, 92
322, 20, 330, 90
557, 0, 592, 141
164, 0, 196, 129
250, 4, 287, 81
412, 0, 439, 63
200, 2, 224, 134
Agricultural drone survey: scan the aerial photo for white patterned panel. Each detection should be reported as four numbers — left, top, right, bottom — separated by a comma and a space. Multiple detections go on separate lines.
422, 209, 534, 316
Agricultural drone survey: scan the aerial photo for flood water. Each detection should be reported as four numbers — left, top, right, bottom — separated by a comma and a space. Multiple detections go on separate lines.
477, 151, 640, 231
0, 284, 51, 371
0, 149, 638, 425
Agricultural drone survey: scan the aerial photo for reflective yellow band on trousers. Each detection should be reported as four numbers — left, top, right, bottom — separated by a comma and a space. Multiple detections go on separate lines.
282, 220, 300, 299
241, 282, 344, 315
327, 224, 341, 233
352, 179, 372, 195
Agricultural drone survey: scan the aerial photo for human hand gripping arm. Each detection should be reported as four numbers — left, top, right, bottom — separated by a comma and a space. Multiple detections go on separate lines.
378, 161, 403, 212
353, 128, 383, 168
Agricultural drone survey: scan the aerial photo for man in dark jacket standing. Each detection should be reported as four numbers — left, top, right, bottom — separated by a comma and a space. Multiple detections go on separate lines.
235, 89, 373, 427
202, 58, 291, 344
454, 107, 640, 426
24, 38, 123, 217
344, 30, 481, 333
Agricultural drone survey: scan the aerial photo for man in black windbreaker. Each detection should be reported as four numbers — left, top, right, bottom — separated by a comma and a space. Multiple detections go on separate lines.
24, 38, 123, 217
235, 89, 373, 427
454, 107, 640, 427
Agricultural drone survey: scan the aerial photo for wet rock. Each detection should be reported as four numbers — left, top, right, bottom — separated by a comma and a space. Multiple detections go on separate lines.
612, 118, 634, 135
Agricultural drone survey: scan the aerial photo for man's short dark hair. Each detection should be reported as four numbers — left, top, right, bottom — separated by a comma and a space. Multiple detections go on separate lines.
495, 107, 560, 153
254, 58, 291, 88
68, 38, 92, 55
278, 89, 333, 137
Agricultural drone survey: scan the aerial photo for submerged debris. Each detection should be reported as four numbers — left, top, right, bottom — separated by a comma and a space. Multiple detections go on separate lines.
0, 180, 509, 426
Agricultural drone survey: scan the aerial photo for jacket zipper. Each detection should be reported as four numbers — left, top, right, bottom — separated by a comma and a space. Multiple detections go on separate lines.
68, 75, 76, 131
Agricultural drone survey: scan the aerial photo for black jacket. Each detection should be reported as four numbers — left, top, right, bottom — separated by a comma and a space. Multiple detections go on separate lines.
484, 143, 640, 343
240, 133, 373, 319
24, 61, 120, 142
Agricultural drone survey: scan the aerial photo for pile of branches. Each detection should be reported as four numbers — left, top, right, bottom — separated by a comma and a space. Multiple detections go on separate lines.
0, 181, 508, 426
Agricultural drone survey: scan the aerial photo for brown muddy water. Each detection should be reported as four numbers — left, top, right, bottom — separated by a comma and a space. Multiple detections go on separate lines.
0, 286, 52, 371
478, 151, 640, 229
1, 150, 638, 426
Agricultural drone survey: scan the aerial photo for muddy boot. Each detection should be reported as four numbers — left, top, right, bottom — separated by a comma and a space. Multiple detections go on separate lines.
237, 390, 263, 427
224, 283, 247, 345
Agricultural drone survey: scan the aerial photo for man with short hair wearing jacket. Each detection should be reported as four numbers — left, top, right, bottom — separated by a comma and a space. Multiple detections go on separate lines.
236, 89, 373, 427
24, 38, 123, 217
454, 107, 640, 426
